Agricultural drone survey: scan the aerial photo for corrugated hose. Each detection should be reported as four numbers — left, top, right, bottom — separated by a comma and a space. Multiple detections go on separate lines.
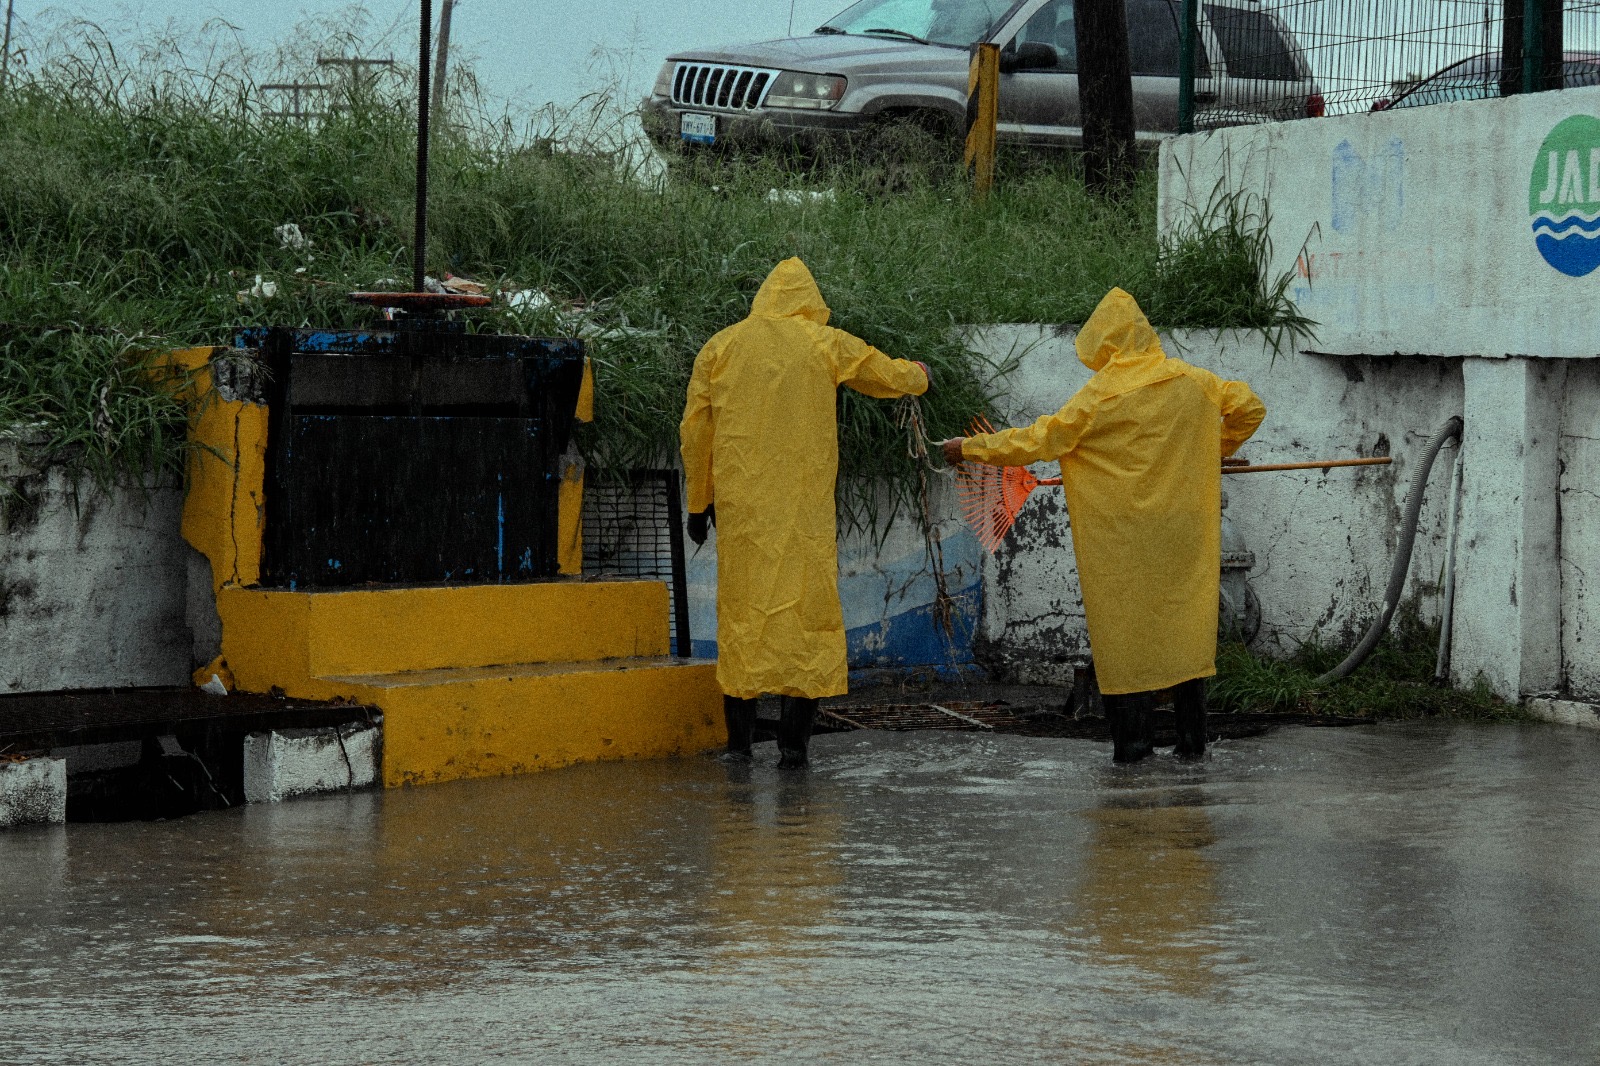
1314, 415, 1464, 686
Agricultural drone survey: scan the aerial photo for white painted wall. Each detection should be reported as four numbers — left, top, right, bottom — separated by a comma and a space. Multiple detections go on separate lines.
1, 455, 192, 694
1157, 90, 1600, 702
1160, 85, 1600, 358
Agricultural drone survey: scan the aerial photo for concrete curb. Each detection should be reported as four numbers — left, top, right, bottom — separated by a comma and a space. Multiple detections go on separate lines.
0, 757, 67, 827
243, 721, 381, 803
1525, 697, 1600, 730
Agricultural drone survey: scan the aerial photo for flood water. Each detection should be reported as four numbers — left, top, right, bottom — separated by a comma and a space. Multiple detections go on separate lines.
4, 721, 1598, 1064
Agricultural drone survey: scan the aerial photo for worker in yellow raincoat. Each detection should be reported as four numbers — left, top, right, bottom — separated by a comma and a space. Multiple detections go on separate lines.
681, 258, 930, 767
941, 288, 1264, 763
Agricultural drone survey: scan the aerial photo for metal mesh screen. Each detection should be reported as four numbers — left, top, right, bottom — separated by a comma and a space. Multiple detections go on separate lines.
1179, 1, 1600, 126
581, 469, 693, 657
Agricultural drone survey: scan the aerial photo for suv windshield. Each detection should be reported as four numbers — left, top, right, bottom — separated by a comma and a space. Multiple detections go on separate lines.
820, 0, 1014, 47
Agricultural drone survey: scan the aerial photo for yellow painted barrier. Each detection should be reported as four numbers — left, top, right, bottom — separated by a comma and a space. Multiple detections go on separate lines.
170, 347, 721, 786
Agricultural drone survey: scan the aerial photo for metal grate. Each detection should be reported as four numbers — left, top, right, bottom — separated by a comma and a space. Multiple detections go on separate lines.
671, 63, 777, 110
1178, 1, 1600, 127
581, 469, 693, 657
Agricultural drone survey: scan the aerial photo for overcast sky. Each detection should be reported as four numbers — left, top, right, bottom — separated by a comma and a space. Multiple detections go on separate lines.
10, 1, 849, 109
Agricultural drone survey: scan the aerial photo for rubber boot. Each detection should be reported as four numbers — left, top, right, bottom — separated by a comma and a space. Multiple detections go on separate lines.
1106, 692, 1155, 764
1173, 678, 1208, 760
777, 696, 819, 768
722, 695, 758, 760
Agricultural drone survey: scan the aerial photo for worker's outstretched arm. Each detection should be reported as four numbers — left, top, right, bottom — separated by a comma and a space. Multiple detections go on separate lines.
1218, 379, 1266, 458
828, 328, 930, 398
679, 346, 717, 514
960, 396, 1095, 467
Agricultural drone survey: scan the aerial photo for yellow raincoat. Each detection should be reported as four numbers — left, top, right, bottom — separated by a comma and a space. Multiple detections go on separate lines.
680, 259, 929, 699
961, 289, 1265, 695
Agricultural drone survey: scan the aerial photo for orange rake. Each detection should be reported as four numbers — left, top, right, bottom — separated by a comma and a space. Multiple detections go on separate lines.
955, 416, 1391, 553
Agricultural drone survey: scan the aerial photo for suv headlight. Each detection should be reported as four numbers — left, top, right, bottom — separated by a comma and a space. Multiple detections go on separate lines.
653, 62, 676, 98
765, 71, 847, 110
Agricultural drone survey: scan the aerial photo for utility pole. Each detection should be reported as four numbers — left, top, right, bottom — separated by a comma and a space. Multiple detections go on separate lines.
262, 83, 335, 120
1075, 0, 1136, 192
317, 55, 397, 111
430, 0, 456, 129
1, 0, 16, 97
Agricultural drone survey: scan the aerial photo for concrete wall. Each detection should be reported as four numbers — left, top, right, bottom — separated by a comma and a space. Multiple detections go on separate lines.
1160, 85, 1600, 359
1561, 363, 1600, 697
1, 452, 192, 694
1157, 89, 1600, 704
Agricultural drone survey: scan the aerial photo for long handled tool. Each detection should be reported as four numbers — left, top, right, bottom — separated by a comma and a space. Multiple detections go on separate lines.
955, 417, 1392, 553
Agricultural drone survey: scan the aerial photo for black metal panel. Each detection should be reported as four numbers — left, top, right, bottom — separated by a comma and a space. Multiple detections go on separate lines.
236, 323, 584, 589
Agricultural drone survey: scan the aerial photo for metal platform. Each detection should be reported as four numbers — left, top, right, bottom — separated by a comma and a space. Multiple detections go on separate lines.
0, 687, 376, 753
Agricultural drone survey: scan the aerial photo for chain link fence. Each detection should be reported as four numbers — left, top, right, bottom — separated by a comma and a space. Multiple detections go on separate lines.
580, 469, 693, 658
1178, 0, 1600, 130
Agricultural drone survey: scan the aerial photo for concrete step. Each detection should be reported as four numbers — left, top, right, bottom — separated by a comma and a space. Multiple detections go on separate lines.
325, 656, 722, 787
217, 580, 720, 787
219, 579, 672, 689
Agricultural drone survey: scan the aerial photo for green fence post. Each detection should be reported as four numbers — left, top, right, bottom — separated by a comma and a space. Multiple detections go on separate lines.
1523, 0, 1546, 94
1178, 0, 1198, 133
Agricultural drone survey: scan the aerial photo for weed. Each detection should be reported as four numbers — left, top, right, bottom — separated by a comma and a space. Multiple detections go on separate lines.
2, 15, 1313, 518
1213, 605, 1527, 722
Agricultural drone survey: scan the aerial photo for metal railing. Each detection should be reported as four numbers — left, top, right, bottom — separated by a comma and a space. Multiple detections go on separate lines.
1178, 0, 1600, 132
581, 469, 693, 658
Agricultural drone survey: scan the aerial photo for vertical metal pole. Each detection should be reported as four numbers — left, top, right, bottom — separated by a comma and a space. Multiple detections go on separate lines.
1177, 0, 1198, 134
1434, 447, 1464, 683
664, 473, 693, 658
414, 0, 433, 293
0, 0, 15, 97
964, 43, 999, 201
1523, 0, 1544, 94
430, 0, 455, 131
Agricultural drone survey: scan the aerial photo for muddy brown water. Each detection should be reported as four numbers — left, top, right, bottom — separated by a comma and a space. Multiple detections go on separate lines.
3, 721, 1598, 1064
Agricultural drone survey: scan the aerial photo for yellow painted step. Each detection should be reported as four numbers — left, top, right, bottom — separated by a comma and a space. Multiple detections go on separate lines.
219, 580, 671, 691
324, 656, 723, 787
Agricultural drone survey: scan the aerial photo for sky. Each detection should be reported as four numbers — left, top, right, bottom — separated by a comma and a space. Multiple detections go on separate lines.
7, 0, 851, 110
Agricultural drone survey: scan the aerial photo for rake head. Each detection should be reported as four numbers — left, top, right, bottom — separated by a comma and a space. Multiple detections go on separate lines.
955, 416, 1049, 553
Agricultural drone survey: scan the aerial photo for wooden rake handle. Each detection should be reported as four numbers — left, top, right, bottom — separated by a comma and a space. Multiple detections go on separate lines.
1029, 456, 1391, 487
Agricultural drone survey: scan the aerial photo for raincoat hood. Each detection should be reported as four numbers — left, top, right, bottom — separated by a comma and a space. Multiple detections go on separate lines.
751, 257, 832, 326
1076, 288, 1163, 372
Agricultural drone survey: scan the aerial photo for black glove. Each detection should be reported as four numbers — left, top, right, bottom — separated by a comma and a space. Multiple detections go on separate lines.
687, 504, 715, 546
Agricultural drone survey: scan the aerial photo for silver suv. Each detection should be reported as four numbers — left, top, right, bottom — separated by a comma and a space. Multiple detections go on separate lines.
641, 0, 1321, 153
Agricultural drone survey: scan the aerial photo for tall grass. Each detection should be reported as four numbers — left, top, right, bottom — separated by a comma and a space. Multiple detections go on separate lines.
0, 16, 1312, 515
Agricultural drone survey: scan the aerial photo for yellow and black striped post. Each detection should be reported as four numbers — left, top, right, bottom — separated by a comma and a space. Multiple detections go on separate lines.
964, 42, 1000, 200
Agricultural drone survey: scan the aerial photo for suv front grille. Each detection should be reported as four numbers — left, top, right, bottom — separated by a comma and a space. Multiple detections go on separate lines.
670, 64, 777, 111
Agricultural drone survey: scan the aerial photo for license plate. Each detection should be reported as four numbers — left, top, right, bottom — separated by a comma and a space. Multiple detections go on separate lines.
680, 112, 716, 145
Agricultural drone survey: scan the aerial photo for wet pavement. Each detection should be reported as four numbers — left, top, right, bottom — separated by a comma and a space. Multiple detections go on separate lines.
3, 721, 1598, 1064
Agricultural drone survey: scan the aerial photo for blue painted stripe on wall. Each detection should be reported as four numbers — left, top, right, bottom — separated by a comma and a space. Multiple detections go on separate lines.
687, 582, 981, 671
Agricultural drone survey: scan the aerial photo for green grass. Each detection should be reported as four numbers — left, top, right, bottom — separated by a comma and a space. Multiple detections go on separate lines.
1212, 605, 1528, 722
0, 20, 1312, 515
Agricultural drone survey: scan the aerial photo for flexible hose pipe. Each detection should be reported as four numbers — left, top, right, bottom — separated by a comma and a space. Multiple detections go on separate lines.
1314, 415, 1464, 686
